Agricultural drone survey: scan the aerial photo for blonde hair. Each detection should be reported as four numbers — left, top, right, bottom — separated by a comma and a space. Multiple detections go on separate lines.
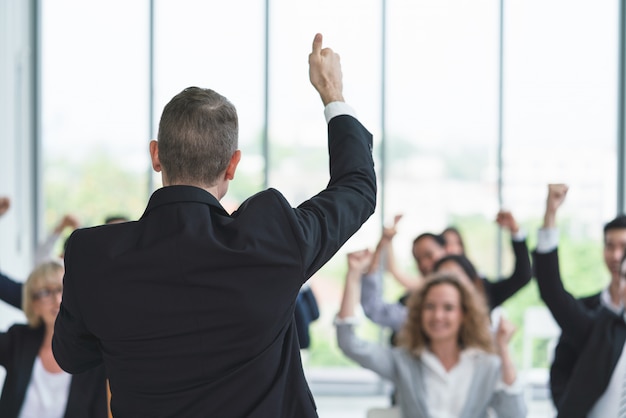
396, 272, 494, 356
22, 260, 64, 327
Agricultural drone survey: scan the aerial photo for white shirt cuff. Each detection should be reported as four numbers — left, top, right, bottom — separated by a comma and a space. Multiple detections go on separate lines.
511, 228, 526, 242
333, 315, 361, 326
536, 228, 559, 253
496, 379, 524, 394
324, 102, 357, 123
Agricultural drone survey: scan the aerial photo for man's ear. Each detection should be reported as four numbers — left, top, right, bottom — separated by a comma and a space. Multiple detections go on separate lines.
224, 150, 242, 180
150, 140, 162, 172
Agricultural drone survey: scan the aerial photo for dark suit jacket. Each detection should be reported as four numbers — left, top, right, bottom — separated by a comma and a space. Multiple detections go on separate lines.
549, 292, 601, 406
533, 249, 626, 418
0, 271, 22, 309
0, 323, 107, 418
482, 238, 532, 309
53, 115, 376, 418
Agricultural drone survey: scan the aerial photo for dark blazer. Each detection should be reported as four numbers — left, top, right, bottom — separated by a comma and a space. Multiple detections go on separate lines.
549, 292, 601, 406
0, 323, 107, 418
533, 249, 626, 418
482, 239, 532, 309
53, 115, 376, 418
0, 271, 22, 309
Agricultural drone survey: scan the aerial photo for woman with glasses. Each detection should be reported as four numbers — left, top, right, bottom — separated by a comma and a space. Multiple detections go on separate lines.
0, 260, 107, 418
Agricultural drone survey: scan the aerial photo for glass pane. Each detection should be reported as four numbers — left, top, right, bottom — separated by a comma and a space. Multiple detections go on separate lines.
503, 0, 617, 292
501, 0, 618, 370
41, 0, 150, 238
386, 0, 500, 281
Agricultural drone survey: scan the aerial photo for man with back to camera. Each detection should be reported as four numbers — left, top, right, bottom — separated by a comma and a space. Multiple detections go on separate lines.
52, 33, 377, 417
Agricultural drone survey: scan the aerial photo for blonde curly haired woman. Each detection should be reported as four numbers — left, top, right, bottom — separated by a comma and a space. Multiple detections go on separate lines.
336, 249, 526, 418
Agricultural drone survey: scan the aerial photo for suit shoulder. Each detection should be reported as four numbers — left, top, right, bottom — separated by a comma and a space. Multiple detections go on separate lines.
233, 188, 291, 214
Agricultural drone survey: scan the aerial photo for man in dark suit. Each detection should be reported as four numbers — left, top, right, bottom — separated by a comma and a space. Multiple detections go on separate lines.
535, 184, 626, 417
52, 33, 376, 418
540, 185, 626, 407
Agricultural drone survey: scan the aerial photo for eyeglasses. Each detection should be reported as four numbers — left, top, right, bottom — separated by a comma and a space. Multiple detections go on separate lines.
32, 286, 63, 302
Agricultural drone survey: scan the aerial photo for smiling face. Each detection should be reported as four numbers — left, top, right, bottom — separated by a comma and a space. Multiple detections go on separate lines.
421, 283, 464, 345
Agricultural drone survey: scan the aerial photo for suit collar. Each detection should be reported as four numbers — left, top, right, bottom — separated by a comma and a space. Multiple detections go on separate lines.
142, 185, 230, 218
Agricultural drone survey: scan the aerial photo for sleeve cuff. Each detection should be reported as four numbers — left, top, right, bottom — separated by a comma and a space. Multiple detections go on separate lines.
536, 228, 559, 253
496, 379, 524, 394
333, 315, 361, 326
324, 102, 357, 123
511, 229, 526, 242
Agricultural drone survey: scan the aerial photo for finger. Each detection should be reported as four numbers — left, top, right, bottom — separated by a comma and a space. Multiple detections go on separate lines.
311, 33, 323, 55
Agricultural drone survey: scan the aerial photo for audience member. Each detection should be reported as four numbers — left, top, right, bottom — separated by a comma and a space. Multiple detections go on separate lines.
0, 260, 107, 417
336, 250, 526, 417
533, 183, 626, 417
52, 33, 376, 417
360, 211, 531, 332
441, 225, 465, 255
540, 184, 626, 407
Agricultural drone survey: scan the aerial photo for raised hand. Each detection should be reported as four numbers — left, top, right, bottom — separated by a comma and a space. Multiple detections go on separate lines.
0, 197, 10, 217
347, 249, 373, 276
495, 316, 517, 348
308, 33, 344, 106
382, 214, 403, 241
543, 184, 568, 228
495, 210, 519, 235
54, 214, 81, 234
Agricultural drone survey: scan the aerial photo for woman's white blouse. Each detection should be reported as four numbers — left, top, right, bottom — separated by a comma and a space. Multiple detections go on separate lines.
18, 356, 71, 418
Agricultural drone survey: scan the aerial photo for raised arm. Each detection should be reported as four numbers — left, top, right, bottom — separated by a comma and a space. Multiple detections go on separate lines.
533, 184, 593, 343
296, 34, 377, 278
381, 216, 421, 290
367, 214, 402, 275
338, 250, 371, 319
495, 316, 517, 386
0, 270, 22, 309
543, 184, 568, 230
360, 219, 409, 332
336, 250, 397, 381
486, 211, 531, 307
35, 213, 80, 264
